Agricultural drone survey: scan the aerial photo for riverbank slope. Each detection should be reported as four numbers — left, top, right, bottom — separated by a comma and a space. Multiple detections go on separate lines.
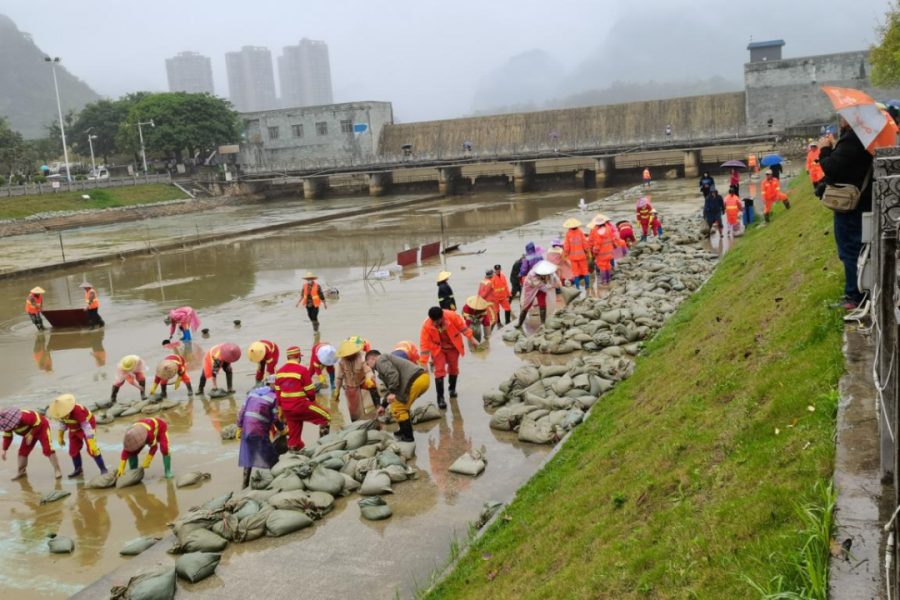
429, 181, 845, 599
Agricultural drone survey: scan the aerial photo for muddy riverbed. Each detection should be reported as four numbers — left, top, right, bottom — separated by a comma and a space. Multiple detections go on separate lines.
0, 179, 743, 599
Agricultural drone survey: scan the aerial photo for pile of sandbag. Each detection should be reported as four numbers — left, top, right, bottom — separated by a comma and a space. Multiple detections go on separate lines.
504, 216, 718, 357
82, 396, 183, 428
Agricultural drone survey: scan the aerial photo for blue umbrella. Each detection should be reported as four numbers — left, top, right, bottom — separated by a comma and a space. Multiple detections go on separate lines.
760, 154, 784, 167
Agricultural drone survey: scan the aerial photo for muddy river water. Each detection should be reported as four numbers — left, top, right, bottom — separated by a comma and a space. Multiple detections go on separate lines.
0, 178, 746, 599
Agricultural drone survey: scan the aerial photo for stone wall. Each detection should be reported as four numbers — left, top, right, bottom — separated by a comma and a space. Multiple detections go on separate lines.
378, 93, 747, 157
745, 50, 900, 129
238, 101, 393, 167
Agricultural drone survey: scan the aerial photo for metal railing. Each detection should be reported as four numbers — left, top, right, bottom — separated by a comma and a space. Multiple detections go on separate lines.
0, 173, 172, 198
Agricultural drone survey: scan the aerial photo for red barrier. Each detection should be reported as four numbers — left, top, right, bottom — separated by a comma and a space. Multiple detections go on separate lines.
397, 248, 419, 267
43, 309, 90, 329
420, 242, 441, 260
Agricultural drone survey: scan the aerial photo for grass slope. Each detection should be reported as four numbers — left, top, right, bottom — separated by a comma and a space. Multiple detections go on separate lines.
0, 185, 185, 220
429, 180, 845, 600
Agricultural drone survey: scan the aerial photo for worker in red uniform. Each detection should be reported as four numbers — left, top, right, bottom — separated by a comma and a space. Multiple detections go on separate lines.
197, 342, 241, 395
25, 286, 46, 331
149, 354, 193, 398
563, 218, 590, 289
275, 346, 330, 450
47, 394, 108, 477
636, 197, 654, 241
420, 307, 478, 409
462, 296, 497, 342
1, 407, 62, 480
590, 216, 621, 285
309, 342, 337, 392
248, 340, 280, 388
491, 264, 512, 325
616, 220, 637, 247
118, 417, 172, 478
806, 142, 825, 189
762, 169, 790, 222
79, 282, 104, 329
477, 269, 497, 308
392, 340, 420, 365
296, 272, 327, 333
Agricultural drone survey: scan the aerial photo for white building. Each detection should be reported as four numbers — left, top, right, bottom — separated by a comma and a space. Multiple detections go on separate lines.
278, 38, 334, 108
226, 46, 278, 113
165, 51, 215, 95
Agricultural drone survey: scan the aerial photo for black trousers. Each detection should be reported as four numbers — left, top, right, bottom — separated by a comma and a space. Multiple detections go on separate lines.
306, 306, 320, 322
86, 308, 104, 327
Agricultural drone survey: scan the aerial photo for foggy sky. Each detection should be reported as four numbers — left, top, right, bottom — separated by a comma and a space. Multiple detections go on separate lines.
0, 0, 891, 121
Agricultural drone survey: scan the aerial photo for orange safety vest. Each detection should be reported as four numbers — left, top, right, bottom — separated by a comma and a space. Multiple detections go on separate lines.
301, 282, 321, 308
26, 293, 42, 314
85, 289, 99, 310
643, 168, 651, 180
807, 148, 824, 183
591, 225, 616, 268
491, 272, 510, 301
478, 278, 497, 303
724, 194, 743, 217
762, 177, 784, 203
748, 154, 758, 167
392, 341, 420, 365
419, 310, 472, 366
564, 228, 588, 261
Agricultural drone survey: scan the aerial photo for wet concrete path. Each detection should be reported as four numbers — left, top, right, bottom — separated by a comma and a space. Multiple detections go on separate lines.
0, 179, 729, 599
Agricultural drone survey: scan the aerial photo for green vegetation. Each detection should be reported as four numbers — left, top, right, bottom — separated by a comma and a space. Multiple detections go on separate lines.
428, 180, 844, 600
872, 1, 900, 87
0, 184, 185, 220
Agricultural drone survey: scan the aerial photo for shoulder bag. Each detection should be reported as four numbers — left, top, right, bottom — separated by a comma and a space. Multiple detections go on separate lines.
820, 165, 873, 213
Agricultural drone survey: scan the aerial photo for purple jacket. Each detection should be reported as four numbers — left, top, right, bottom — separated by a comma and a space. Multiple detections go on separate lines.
237, 387, 279, 438
519, 242, 544, 279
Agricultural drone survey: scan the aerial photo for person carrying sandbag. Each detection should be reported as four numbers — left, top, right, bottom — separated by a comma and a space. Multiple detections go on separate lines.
47, 394, 108, 478
1, 407, 62, 480
275, 346, 330, 449
366, 349, 430, 443
119, 417, 172, 479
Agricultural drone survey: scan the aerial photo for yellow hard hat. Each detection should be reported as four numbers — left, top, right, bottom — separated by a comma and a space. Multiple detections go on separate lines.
118, 355, 139, 372
47, 394, 77, 420
248, 341, 267, 363
336, 339, 363, 358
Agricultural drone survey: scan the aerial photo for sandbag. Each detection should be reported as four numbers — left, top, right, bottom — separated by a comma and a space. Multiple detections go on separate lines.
340, 473, 361, 496
383, 464, 416, 483
269, 490, 313, 512
176, 552, 221, 583
175, 472, 211, 489
538, 365, 569, 379
200, 492, 232, 512
511, 366, 541, 389
160, 399, 181, 410
170, 510, 218, 539
475, 500, 504, 529
119, 406, 143, 417
560, 286, 581, 304
490, 406, 515, 431
551, 374, 574, 396
250, 469, 275, 490
141, 404, 162, 415
208, 389, 232, 399
211, 514, 238, 542
410, 403, 441, 424
266, 509, 314, 537
220, 424, 238, 440
360, 469, 394, 495
85, 472, 118, 489
40, 490, 71, 505
366, 430, 393, 444
108, 405, 128, 418
267, 472, 305, 493
377, 450, 405, 469
448, 447, 487, 476
358, 496, 392, 521
95, 412, 115, 425
563, 408, 585, 430
306, 491, 335, 517
576, 395, 600, 411
110, 568, 176, 600
353, 457, 381, 482
341, 418, 382, 432
120, 537, 159, 556
303, 465, 345, 496
482, 390, 507, 408
312, 438, 347, 457
240, 489, 278, 504
353, 444, 379, 459
47, 535, 74, 554
395, 440, 416, 460
271, 453, 310, 477
116, 468, 145, 489
170, 529, 228, 554
232, 498, 261, 522
341, 429, 368, 451
518, 417, 557, 445
501, 328, 521, 343
234, 505, 274, 543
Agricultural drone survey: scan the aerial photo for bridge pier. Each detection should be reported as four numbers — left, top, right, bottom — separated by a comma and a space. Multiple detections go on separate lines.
683, 150, 701, 179
303, 176, 329, 200
576, 169, 596, 189
438, 166, 462, 195
595, 157, 615, 188
368, 172, 393, 197
513, 161, 536, 193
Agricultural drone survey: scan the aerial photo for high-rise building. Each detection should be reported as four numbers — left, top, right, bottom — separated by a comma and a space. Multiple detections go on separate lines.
225, 46, 277, 113
165, 51, 215, 95
278, 38, 334, 108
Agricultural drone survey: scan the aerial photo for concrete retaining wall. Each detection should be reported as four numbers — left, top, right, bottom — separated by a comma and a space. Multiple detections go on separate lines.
378, 93, 747, 156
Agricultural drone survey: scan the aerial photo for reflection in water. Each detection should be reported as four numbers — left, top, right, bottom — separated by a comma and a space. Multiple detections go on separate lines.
200, 395, 239, 436
427, 399, 472, 505
71, 492, 111, 567
32, 334, 52, 373
120, 482, 179, 538
13, 478, 65, 542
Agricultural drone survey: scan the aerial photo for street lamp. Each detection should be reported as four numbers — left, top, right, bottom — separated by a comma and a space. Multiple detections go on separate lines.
44, 57, 71, 183
85, 127, 98, 173
137, 120, 155, 174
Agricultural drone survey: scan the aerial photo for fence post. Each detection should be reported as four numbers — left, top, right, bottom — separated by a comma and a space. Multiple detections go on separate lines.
58, 232, 66, 263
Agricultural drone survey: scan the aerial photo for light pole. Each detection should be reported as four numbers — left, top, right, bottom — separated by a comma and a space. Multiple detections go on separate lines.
137, 120, 154, 174
86, 129, 98, 173
44, 57, 71, 182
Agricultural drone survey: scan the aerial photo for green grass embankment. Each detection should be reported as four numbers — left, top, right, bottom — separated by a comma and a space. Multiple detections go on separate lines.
429, 179, 845, 600
0, 184, 185, 220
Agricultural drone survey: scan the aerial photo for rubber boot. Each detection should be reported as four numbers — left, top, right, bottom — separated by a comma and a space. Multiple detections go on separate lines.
319, 424, 330, 438
764, 212, 770, 223
12, 455, 27, 480
448, 375, 458, 398
505, 310, 512, 325
139, 383, 147, 401
515, 310, 527, 329
94, 454, 108, 475
436, 377, 446, 410
68, 454, 83, 478
48, 453, 62, 479
242, 467, 252, 490
162, 455, 172, 479
185, 382, 194, 396
640, 235, 647, 242
128, 455, 139, 470
226, 371, 234, 393
369, 387, 381, 411
574, 276, 581, 290
398, 420, 415, 443
784, 200, 791, 210
584, 274, 590, 288
160, 383, 168, 399
110, 385, 120, 404
313, 320, 320, 333
539, 308, 547, 325
197, 374, 206, 395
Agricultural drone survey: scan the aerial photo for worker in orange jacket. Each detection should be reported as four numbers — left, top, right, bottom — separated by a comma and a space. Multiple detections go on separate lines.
79, 282, 104, 329
806, 142, 825, 188
25, 286, 46, 331
392, 340, 421, 365
420, 307, 478, 409
642, 167, 651, 187
748, 153, 759, 176
563, 218, 590, 289
490, 264, 512, 325
296, 272, 327, 332
590, 216, 623, 284
724, 187, 744, 236
477, 269, 497, 307
761, 169, 790, 222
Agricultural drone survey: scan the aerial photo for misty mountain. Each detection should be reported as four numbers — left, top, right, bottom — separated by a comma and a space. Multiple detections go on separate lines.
0, 14, 101, 139
471, 49, 566, 113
